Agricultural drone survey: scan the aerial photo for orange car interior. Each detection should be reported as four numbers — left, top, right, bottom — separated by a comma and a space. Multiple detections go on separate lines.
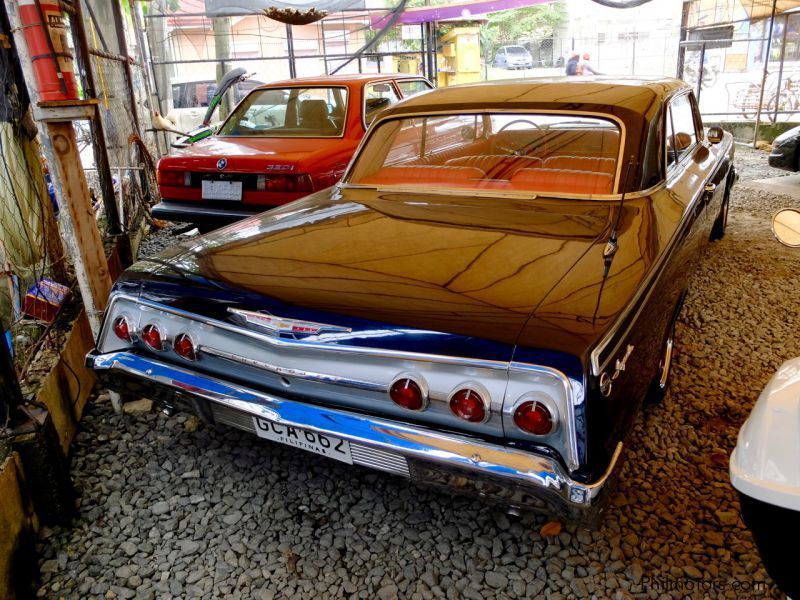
359, 128, 620, 195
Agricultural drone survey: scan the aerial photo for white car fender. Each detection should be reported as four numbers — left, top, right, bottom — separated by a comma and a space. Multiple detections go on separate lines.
730, 357, 800, 511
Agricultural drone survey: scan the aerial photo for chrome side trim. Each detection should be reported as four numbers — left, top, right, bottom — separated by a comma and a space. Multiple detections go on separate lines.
90, 350, 619, 510
199, 345, 386, 393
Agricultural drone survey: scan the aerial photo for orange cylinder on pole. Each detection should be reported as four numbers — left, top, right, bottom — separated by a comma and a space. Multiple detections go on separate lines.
18, 0, 78, 102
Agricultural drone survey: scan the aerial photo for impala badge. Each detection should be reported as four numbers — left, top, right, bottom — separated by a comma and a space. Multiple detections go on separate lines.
600, 344, 635, 397
217, 158, 227, 170
228, 308, 351, 336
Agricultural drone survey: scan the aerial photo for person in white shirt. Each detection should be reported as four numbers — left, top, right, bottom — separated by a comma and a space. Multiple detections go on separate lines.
580, 52, 601, 75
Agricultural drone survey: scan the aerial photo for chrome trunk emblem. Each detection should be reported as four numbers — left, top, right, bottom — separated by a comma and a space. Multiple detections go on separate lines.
227, 308, 351, 336
217, 158, 227, 170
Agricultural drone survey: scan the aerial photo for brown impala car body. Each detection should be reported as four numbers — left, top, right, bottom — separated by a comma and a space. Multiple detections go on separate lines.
88, 77, 734, 523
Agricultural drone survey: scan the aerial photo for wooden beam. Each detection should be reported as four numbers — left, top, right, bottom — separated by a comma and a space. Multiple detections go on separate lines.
43, 122, 112, 325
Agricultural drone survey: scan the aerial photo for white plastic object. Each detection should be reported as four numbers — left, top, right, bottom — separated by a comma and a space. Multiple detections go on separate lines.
730, 357, 800, 511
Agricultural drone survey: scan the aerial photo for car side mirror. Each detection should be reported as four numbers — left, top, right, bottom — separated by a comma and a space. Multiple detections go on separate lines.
707, 126, 724, 144
772, 208, 800, 247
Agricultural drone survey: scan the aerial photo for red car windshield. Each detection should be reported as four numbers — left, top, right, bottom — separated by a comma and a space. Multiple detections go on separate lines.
218, 86, 348, 138
347, 113, 622, 196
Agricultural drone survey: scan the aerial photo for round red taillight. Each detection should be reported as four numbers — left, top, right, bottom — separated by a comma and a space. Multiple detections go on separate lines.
112, 316, 131, 342
173, 333, 196, 361
389, 378, 425, 411
141, 323, 164, 351
513, 400, 554, 436
449, 389, 487, 423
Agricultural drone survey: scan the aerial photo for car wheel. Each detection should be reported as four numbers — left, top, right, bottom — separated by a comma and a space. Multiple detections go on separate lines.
710, 179, 731, 241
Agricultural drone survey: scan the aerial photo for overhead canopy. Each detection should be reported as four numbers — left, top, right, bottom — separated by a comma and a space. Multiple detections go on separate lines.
203, 0, 365, 17
740, 0, 800, 19
370, 0, 552, 27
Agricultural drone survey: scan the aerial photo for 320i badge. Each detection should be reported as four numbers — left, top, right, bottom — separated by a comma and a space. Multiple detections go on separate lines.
88, 77, 735, 524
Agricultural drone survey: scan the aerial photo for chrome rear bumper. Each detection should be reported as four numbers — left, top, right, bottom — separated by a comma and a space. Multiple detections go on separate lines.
88, 350, 621, 524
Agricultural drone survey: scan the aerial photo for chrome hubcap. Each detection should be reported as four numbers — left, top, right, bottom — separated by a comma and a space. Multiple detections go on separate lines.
658, 337, 674, 389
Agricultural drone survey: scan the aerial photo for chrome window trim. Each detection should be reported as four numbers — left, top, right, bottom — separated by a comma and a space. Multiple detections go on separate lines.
663, 90, 700, 176
361, 78, 403, 131
396, 78, 434, 97
215, 84, 350, 140
343, 107, 627, 195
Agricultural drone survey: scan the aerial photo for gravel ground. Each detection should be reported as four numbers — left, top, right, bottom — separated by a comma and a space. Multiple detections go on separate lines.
34, 147, 800, 600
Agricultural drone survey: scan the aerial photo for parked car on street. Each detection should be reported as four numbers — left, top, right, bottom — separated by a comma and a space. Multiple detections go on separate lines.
494, 45, 533, 69
154, 74, 433, 231
730, 207, 800, 599
89, 77, 734, 523
768, 125, 800, 171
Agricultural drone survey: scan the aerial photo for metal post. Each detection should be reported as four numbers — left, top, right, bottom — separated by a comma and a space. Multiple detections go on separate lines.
129, 0, 162, 155
426, 22, 436, 84
754, 0, 778, 147
110, 0, 142, 136
676, 0, 690, 78
319, 21, 328, 75
420, 23, 426, 78
774, 14, 788, 124
286, 23, 296, 79
696, 42, 706, 103
0, 320, 23, 428
69, 0, 121, 236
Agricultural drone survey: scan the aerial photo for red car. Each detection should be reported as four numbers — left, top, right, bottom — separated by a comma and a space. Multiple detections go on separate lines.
154, 74, 433, 230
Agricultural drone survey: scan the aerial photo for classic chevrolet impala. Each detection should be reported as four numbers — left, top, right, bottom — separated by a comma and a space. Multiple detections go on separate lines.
88, 77, 734, 523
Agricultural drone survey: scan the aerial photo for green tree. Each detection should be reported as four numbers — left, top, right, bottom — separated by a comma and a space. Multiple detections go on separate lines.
484, 2, 567, 54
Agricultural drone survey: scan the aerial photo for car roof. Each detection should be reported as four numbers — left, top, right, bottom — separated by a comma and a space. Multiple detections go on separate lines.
254, 73, 427, 90
381, 76, 687, 118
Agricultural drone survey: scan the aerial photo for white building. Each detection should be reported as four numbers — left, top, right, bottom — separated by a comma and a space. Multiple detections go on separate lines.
558, 0, 683, 77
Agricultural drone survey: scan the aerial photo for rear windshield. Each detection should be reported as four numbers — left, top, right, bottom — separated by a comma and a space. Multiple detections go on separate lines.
347, 113, 621, 196
218, 86, 348, 137
506, 46, 528, 55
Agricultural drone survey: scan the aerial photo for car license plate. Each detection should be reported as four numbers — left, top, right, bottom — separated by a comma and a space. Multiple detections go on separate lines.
202, 180, 242, 201
252, 417, 353, 465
